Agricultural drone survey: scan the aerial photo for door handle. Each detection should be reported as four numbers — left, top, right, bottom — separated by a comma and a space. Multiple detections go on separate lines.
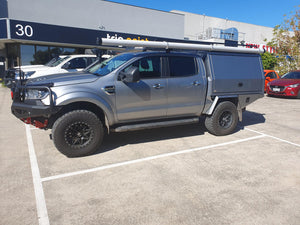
192, 81, 201, 86
153, 84, 164, 89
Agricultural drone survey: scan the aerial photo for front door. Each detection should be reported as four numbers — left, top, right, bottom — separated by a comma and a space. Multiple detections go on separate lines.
115, 56, 167, 122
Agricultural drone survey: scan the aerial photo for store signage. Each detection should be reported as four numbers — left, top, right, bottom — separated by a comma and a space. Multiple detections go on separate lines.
0, 19, 7, 39
15, 24, 33, 37
245, 42, 276, 53
6, 19, 207, 47
7, 19, 161, 46
106, 33, 149, 41
10, 19, 105, 46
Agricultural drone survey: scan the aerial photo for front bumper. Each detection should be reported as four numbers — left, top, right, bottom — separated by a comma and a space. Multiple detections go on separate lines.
267, 87, 299, 97
11, 101, 61, 119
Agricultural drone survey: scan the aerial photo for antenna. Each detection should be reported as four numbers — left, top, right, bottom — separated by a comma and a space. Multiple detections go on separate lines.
98, 38, 265, 54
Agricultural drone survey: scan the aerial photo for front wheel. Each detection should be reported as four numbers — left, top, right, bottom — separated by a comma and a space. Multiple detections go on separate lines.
52, 110, 104, 157
205, 101, 238, 136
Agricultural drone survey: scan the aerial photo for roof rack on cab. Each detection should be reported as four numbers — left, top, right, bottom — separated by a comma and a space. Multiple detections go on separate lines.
98, 38, 265, 54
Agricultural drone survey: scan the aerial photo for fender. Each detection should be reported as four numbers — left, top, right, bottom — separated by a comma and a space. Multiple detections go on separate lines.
205, 95, 242, 121
55, 91, 117, 125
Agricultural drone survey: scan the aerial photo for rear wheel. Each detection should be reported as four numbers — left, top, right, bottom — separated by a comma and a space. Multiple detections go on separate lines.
52, 110, 104, 157
205, 101, 238, 136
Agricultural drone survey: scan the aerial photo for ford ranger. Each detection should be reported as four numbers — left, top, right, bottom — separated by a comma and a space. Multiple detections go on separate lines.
11, 39, 264, 157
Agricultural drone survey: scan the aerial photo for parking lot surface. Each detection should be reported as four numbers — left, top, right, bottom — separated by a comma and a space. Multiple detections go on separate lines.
1, 86, 300, 225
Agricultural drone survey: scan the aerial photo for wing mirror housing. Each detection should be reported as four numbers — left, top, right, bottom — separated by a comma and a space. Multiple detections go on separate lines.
119, 66, 140, 83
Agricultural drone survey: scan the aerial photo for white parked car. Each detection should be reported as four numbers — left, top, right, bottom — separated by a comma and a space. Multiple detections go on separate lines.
16, 54, 97, 79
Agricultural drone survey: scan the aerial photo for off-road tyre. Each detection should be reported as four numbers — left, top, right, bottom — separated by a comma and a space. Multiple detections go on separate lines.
52, 110, 104, 157
205, 101, 238, 136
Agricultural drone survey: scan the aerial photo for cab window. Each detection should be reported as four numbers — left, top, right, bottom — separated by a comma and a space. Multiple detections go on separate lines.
67, 57, 88, 69
123, 56, 161, 79
169, 56, 198, 77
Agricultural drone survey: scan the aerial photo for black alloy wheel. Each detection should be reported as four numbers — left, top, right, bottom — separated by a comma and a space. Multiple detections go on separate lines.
64, 121, 93, 147
205, 101, 238, 136
52, 110, 104, 157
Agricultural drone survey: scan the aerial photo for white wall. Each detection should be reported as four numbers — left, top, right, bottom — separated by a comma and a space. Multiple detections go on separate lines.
7, 0, 184, 39
172, 10, 274, 45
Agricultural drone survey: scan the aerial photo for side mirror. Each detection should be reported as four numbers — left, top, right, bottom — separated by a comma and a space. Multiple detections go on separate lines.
119, 66, 140, 83
265, 77, 271, 81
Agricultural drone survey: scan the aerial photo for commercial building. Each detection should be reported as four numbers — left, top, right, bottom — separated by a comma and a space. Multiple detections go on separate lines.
0, 0, 275, 78
172, 10, 275, 53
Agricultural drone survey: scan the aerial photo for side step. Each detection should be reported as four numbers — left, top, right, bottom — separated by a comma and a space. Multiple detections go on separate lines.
112, 117, 199, 132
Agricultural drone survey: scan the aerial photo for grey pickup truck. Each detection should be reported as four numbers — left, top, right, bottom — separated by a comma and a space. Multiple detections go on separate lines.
11, 40, 264, 157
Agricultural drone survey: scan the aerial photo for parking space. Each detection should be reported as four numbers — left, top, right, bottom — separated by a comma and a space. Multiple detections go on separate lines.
1, 86, 300, 225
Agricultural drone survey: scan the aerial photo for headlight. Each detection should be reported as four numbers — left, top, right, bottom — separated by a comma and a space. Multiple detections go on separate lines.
287, 83, 299, 88
15, 70, 35, 79
25, 89, 49, 100
14, 70, 21, 80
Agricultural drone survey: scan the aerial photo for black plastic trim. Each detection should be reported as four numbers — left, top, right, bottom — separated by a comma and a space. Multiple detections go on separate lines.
11, 102, 61, 119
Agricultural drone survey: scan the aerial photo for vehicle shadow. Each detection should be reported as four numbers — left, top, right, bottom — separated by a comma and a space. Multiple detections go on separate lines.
94, 111, 266, 155
95, 121, 206, 154
238, 110, 266, 127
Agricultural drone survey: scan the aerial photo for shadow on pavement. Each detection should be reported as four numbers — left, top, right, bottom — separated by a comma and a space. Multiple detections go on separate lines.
240, 110, 266, 127
96, 122, 206, 154
95, 110, 265, 155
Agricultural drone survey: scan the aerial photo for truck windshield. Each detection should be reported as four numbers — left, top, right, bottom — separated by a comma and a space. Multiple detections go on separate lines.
86, 53, 134, 76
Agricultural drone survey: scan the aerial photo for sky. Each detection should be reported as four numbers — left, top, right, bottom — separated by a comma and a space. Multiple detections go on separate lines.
108, 0, 299, 28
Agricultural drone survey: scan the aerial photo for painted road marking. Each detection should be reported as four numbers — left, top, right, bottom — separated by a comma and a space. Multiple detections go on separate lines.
26, 124, 300, 225
41, 134, 266, 182
25, 124, 50, 225
245, 127, 300, 148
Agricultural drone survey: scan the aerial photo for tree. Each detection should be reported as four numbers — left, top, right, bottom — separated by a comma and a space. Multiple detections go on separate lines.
268, 5, 300, 75
261, 52, 277, 70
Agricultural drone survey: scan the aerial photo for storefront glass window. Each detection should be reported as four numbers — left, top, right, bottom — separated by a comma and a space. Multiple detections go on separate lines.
6, 43, 87, 69
50, 47, 63, 58
62, 48, 77, 55
6, 44, 18, 68
20, 45, 35, 65
31, 46, 50, 65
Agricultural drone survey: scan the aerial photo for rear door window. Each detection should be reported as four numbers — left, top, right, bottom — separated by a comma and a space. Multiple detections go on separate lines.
168, 56, 198, 77
67, 57, 87, 69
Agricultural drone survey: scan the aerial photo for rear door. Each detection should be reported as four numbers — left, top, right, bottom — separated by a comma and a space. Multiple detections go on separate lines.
115, 55, 168, 121
166, 55, 207, 116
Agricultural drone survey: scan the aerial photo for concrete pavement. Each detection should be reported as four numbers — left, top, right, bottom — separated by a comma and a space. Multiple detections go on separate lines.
1, 85, 300, 225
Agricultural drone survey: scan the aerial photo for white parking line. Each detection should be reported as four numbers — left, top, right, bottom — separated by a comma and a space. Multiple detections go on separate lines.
245, 127, 300, 148
25, 124, 50, 225
41, 134, 265, 182
25, 123, 300, 225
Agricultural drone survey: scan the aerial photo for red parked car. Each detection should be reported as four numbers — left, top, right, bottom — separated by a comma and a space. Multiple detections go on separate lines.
266, 70, 300, 98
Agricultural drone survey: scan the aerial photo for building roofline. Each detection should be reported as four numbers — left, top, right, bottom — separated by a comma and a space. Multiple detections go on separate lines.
171, 10, 275, 29
106, 0, 184, 16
